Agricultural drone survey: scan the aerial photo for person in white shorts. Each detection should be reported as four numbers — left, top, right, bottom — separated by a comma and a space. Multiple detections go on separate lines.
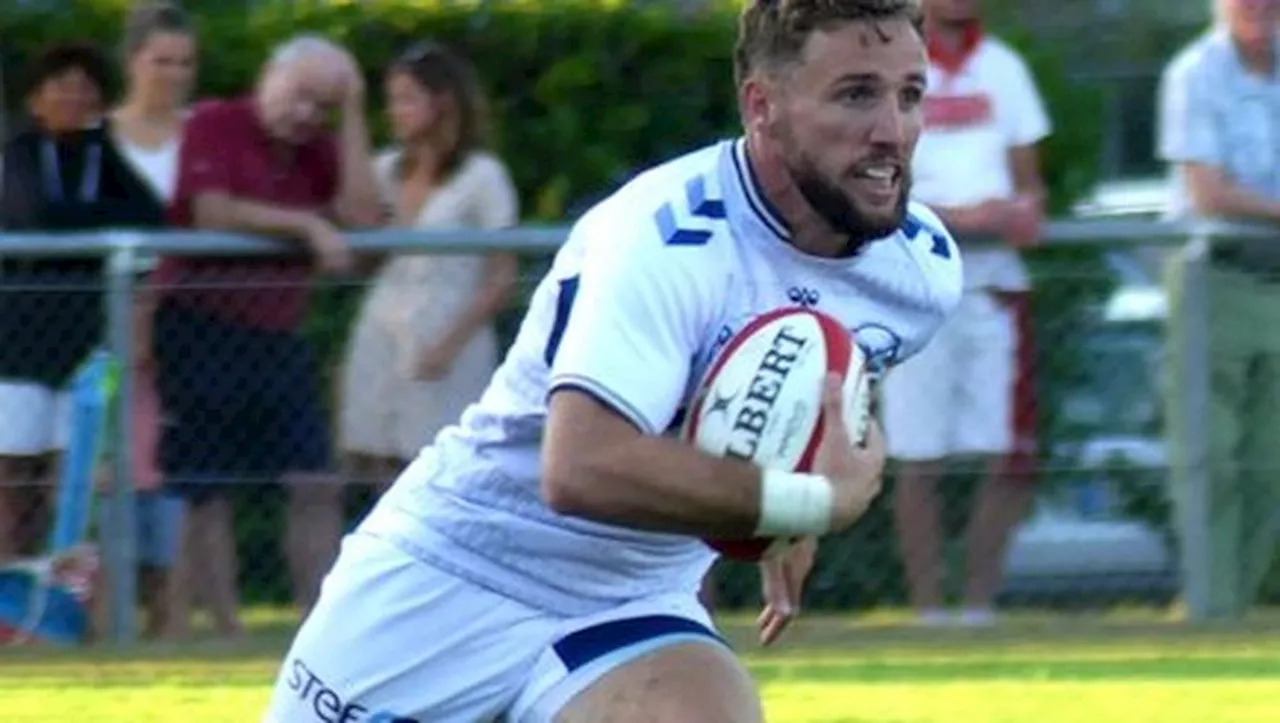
1, 42, 166, 559
263, 1, 964, 721
879, 0, 1051, 627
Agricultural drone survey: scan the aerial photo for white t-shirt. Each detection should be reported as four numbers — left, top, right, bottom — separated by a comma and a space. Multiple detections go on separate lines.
912, 36, 1051, 291
116, 137, 180, 204
362, 139, 964, 615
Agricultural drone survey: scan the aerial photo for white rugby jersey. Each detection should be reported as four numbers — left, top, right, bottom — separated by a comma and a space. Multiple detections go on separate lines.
360, 139, 963, 615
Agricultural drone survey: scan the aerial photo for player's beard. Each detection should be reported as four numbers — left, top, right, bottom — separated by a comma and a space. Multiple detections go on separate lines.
786, 151, 911, 250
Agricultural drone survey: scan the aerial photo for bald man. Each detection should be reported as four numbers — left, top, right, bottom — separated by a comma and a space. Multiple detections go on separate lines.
150, 35, 383, 637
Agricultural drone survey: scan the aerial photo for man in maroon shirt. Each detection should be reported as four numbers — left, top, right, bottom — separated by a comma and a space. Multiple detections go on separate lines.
151, 36, 382, 636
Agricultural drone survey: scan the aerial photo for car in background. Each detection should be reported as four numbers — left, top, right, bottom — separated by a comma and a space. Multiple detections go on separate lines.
1002, 179, 1179, 606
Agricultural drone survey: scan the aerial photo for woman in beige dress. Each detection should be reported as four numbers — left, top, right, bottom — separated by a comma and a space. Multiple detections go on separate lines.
339, 42, 518, 486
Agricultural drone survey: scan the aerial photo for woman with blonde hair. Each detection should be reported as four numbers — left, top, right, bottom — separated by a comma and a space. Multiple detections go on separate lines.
339, 41, 519, 487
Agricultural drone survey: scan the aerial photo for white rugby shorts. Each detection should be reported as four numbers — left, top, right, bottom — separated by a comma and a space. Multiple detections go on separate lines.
881, 290, 1017, 460
262, 532, 726, 723
0, 382, 69, 456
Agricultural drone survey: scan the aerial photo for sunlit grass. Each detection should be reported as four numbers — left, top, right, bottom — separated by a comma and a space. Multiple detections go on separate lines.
2, 610, 1277, 722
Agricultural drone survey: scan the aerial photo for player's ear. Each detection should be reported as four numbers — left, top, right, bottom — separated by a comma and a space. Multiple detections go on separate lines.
740, 76, 773, 135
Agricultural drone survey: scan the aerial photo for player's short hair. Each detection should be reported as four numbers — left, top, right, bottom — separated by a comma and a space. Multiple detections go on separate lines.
734, 0, 923, 86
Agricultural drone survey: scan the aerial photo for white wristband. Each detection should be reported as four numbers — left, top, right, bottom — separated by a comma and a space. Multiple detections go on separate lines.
755, 469, 834, 537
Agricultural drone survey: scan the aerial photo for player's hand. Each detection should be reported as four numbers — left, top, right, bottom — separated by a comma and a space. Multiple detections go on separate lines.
815, 373, 886, 531
757, 535, 816, 646
305, 216, 354, 275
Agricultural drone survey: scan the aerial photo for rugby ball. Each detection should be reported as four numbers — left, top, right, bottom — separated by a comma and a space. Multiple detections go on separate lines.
682, 307, 872, 561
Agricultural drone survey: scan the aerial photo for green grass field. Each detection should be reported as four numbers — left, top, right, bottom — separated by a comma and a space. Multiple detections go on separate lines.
2, 610, 1278, 722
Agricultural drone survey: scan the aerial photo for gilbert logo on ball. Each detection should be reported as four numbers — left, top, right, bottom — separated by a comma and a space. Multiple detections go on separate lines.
683, 307, 871, 561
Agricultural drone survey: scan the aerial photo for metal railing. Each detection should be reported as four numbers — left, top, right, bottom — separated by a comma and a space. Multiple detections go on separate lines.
0, 217, 1269, 644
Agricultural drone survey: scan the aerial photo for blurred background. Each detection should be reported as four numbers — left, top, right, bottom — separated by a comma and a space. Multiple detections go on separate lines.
0, 1, 1277, 722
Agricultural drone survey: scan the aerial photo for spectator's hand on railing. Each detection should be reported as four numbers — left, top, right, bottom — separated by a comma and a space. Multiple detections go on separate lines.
414, 341, 460, 382
1002, 194, 1043, 249
967, 197, 1041, 249
304, 216, 355, 275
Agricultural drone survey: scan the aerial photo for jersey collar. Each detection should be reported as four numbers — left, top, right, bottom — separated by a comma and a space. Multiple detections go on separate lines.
730, 138, 791, 243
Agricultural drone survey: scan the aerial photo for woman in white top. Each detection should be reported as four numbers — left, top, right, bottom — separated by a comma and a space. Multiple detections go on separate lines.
339, 42, 519, 487
110, 3, 192, 204
100, 1, 202, 642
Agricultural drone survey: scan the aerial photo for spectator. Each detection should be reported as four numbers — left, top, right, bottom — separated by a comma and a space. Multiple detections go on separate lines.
91, 1, 196, 641
338, 41, 517, 489
110, 2, 193, 207
880, 0, 1050, 627
150, 35, 382, 634
0, 41, 165, 560
1158, 0, 1280, 620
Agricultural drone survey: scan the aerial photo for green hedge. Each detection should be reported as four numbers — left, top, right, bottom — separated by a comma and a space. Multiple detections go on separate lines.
2, 0, 1115, 609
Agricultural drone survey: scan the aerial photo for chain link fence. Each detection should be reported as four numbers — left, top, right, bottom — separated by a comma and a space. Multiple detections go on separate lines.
0, 222, 1277, 646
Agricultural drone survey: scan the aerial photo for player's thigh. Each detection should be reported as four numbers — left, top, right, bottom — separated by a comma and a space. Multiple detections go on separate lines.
264, 533, 553, 723
880, 321, 957, 461
553, 641, 759, 723
512, 592, 757, 723
953, 293, 1017, 456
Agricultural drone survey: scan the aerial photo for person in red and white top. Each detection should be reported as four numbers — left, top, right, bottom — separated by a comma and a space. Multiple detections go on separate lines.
880, 0, 1050, 627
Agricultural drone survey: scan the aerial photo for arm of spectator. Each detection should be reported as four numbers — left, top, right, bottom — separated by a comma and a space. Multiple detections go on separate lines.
413, 158, 520, 381
177, 105, 327, 242
1181, 162, 1280, 222
921, 202, 1002, 238
1158, 51, 1280, 223
1009, 144, 1047, 210
192, 192, 323, 240
328, 61, 384, 229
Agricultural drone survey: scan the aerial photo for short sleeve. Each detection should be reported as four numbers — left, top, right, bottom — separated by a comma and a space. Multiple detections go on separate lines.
999, 52, 1051, 147
1158, 53, 1221, 166
547, 215, 711, 435
470, 154, 519, 229
174, 104, 234, 198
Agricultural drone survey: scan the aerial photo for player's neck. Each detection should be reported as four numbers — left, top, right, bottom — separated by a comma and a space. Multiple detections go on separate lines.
744, 134, 852, 259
